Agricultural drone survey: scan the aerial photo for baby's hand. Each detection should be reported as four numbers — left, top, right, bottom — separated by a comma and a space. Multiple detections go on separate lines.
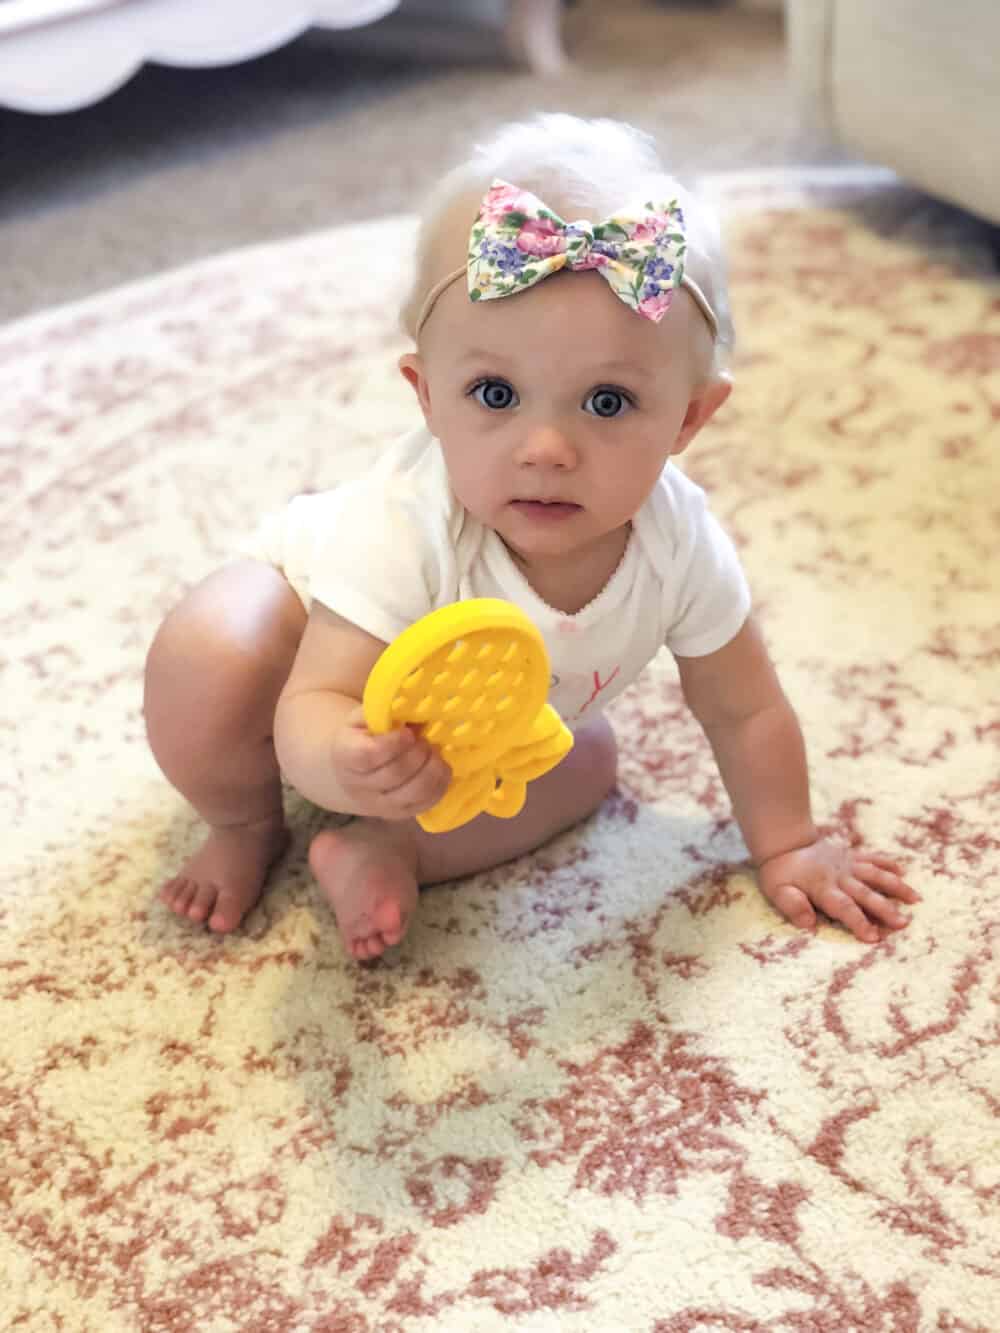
757, 838, 919, 943
331, 707, 452, 821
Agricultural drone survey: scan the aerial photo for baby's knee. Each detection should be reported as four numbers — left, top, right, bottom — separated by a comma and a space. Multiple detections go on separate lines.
568, 714, 619, 808
144, 561, 304, 754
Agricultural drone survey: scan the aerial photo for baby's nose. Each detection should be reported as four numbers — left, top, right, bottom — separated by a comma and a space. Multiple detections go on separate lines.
516, 422, 577, 467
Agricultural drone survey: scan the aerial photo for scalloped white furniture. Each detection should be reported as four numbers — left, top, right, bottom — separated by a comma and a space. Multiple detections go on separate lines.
0, 0, 402, 113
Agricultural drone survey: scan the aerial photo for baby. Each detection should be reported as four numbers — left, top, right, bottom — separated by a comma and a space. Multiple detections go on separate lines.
144, 113, 918, 959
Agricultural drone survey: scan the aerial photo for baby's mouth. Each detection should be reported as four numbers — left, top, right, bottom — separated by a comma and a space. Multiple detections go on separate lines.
509, 499, 582, 521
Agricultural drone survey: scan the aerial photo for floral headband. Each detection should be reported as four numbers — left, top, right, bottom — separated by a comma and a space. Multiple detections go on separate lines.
415, 178, 718, 338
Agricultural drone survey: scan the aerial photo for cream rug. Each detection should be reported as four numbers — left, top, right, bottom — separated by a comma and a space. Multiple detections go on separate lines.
3, 175, 998, 1331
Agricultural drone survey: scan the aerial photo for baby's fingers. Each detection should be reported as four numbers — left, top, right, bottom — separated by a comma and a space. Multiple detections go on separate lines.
339, 722, 419, 777
811, 885, 881, 943
842, 876, 913, 933
762, 881, 816, 931
852, 855, 921, 903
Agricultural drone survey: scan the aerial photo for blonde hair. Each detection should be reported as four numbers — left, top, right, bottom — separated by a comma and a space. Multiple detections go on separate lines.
400, 113, 734, 375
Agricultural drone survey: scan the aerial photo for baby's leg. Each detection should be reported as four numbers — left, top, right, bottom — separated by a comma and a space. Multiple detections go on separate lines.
144, 559, 306, 932
309, 714, 618, 960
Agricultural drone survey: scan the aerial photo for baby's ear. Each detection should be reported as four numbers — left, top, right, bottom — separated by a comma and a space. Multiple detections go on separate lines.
398, 353, 433, 423
671, 373, 732, 456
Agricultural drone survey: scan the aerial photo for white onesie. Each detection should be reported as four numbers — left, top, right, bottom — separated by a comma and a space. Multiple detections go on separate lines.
244, 426, 751, 729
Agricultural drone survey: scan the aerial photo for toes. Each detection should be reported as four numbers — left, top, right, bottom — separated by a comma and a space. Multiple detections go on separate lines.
159, 875, 179, 907
187, 881, 218, 924
351, 931, 392, 961
342, 905, 401, 960
160, 877, 248, 933
208, 888, 246, 934
162, 876, 195, 916
373, 898, 405, 941
349, 904, 407, 959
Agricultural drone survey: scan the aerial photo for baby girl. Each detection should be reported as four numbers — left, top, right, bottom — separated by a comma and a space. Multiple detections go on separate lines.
144, 113, 917, 959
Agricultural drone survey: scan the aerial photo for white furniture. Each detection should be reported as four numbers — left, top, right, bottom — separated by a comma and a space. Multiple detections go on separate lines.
785, 0, 1000, 225
0, 0, 402, 113
0, 0, 568, 112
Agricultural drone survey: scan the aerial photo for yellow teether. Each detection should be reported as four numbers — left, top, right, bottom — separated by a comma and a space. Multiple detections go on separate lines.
362, 599, 574, 833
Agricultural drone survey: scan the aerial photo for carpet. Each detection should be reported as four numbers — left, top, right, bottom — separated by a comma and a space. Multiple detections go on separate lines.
3, 175, 998, 1331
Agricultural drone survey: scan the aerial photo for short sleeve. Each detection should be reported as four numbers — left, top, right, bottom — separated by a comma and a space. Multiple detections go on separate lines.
656, 468, 752, 658
307, 445, 457, 644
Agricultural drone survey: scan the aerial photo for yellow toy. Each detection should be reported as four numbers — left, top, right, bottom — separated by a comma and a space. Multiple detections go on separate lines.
363, 599, 574, 833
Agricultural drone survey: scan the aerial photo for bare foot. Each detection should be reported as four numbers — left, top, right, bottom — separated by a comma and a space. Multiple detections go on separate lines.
159, 815, 290, 933
309, 823, 419, 961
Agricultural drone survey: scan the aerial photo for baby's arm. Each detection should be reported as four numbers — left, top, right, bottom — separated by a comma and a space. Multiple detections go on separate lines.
675, 617, 918, 942
274, 603, 451, 820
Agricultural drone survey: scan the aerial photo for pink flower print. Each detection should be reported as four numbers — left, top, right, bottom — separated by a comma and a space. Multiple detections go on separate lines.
571, 251, 610, 270
628, 220, 659, 243
629, 207, 681, 243
516, 216, 566, 258
481, 182, 527, 224
638, 289, 674, 321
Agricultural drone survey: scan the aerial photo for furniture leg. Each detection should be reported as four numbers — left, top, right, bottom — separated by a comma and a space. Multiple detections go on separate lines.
505, 0, 567, 76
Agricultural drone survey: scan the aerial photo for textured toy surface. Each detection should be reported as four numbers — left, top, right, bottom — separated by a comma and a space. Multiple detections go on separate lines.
363, 599, 574, 832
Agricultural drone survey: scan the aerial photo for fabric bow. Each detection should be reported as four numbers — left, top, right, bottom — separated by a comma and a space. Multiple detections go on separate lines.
467, 178, 692, 324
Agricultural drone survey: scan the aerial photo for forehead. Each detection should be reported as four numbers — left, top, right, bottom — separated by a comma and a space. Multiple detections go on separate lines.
422, 265, 699, 372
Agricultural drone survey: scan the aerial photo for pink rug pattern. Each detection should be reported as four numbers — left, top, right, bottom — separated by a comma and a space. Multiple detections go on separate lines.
2, 182, 998, 1331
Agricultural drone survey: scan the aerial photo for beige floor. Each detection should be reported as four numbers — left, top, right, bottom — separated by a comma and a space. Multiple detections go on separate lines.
0, 1, 854, 323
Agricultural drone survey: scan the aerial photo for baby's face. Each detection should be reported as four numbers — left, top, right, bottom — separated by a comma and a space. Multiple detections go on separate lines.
405, 269, 717, 588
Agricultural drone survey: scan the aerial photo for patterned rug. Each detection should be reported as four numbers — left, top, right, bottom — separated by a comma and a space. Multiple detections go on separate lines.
3, 174, 998, 1331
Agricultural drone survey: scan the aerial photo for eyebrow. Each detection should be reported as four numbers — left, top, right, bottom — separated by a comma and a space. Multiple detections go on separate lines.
455, 351, 653, 380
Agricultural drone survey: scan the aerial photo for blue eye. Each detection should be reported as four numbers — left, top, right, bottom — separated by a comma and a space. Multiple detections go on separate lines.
471, 379, 519, 410
584, 386, 632, 418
